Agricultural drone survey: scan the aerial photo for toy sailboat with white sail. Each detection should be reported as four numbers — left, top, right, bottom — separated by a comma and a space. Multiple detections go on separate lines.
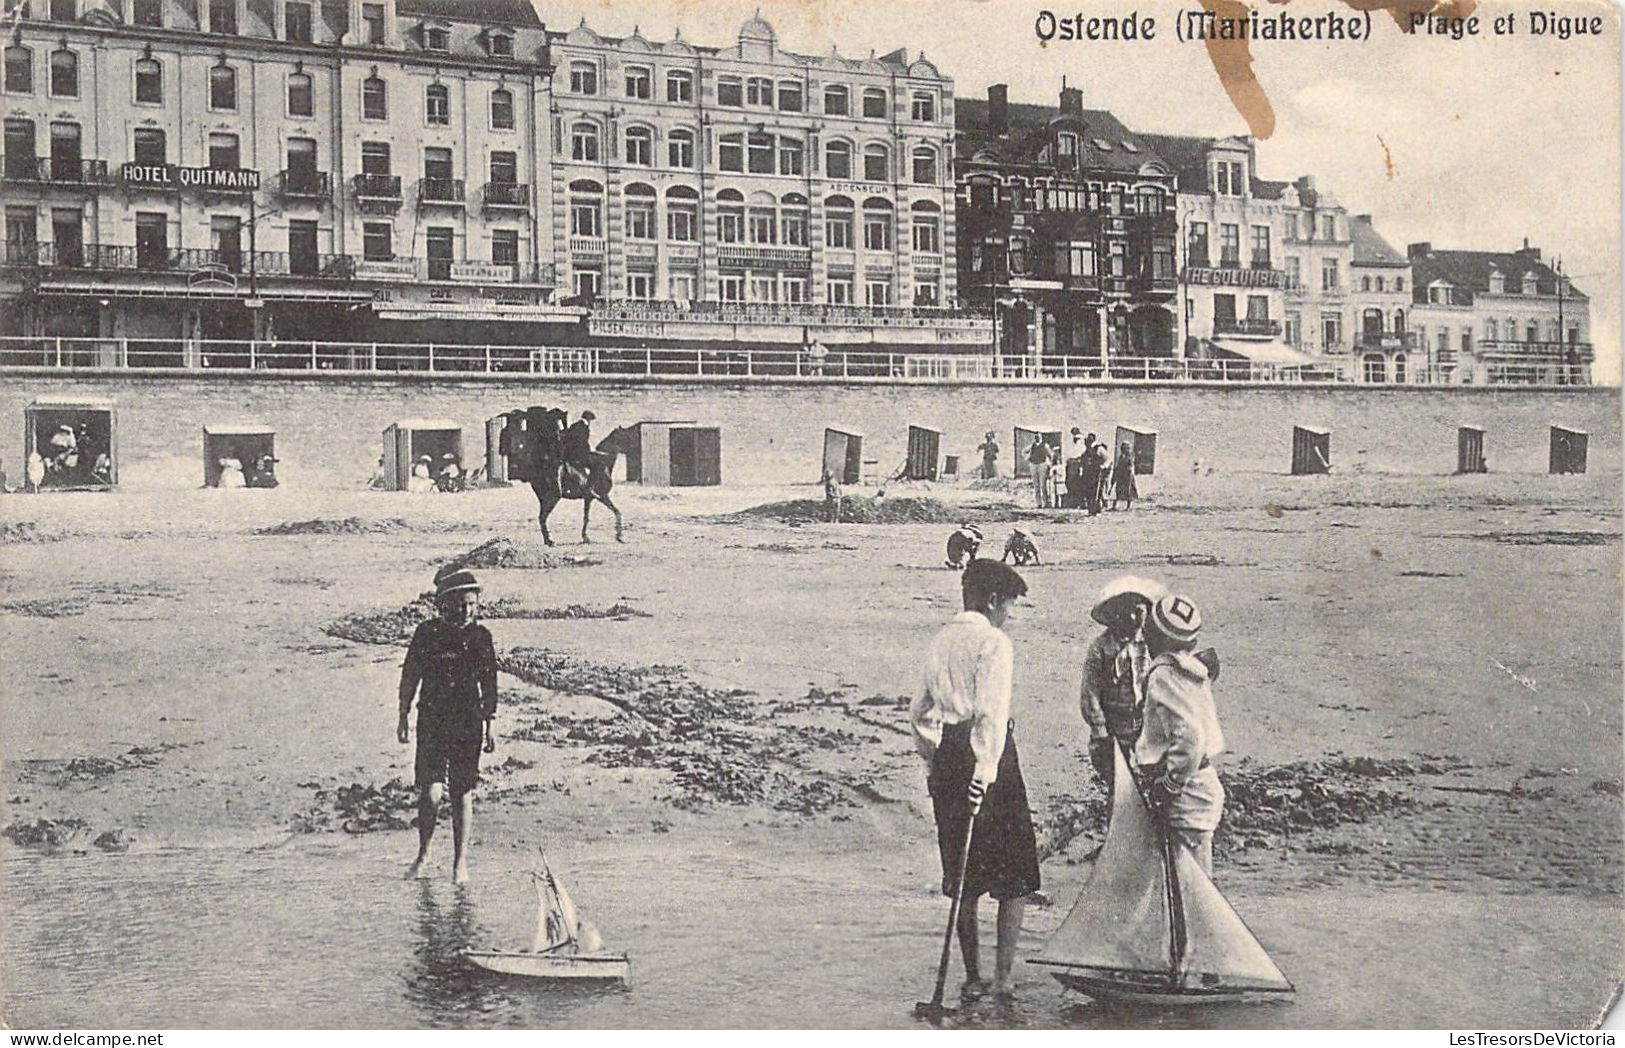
1030, 744, 1294, 1004
462, 850, 630, 981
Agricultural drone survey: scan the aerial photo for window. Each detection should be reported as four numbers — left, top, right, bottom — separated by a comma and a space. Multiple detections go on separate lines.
781, 198, 808, 246
625, 272, 654, 300
284, 1, 313, 42
1153, 240, 1175, 279
209, 64, 236, 110
717, 192, 743, 243
1213, 294, 1236, 327
666, 187, 697, 241
1246, 294, 1269, 322
717, 76, 742, 106
746, 77, 772, 106
423, 226, 453, 279
749, 275, 777, 303
132, 127, 165, 164
862, 143, 888, 182
669, 273, 696, 300
911, 91, 935, 121
570, 122, 599, 162
1486, 318, 1498, 341
1285, 312, 1300, 347
287, 72, 313, 116
211, 215, 242, 270
1522, 274, 1538, 295
777, 137, 802, 176
912, 214, 940, 253
285, 136, 317, 181
362, 3, 386, 44
1213, 159, 1243, 195
489, 150, 517, 183
1321, 257, 1340, 290
1057, 132, 1077, 159
827, 276, 854, 304
718, 133, 743, 172
209, 0, 237, 34
49, 0, 76, 20
666, 70, 692, 103
667, 129, 694, 169
132, 0, 162, 25
1284, 256, 1300, 287
750, 134, 778, 177
135, 212, 168, 268
1322, 310, 1343, 347
866, 279, 892, 306
3, 119, 33, 177
48, 49, 76, 97
362, 76, 386, 120
625, 66, 650, 100
1392, 353, 1407, 383
783, 276, 808, 303
1187, 221, 1209, 267
1393, 308, 1405, 332
426, 84, 449, 125
825, 196, 853, 249
1250, 224, 1270, 266
625, 192, 655, 240
862, 200, 892, 251
360, 141, 390, 174
825, 140, 851, 179
747, 206, 775, 244
1320, 213, 1337, 240
51, 207, 82, 265
208, 132, 239, 170
1461, 329, 1473, 356
1055, 241, 1094, 277
1395, 277, 1404, 291
911, 146, 936, 185
1376, 276, 1386, 292
1362, 354, 1385, 383
490, 88, 514, 129
570, 62, 597, 95
573, 268, 601, 299
1218, 224, 1239, 266
861, 87, 886, 118
424, 27, 449, 52
4, 46, 31, 94
569, 183, 602, 236
914, 280, 938, 306
490, 33, 513, 58
1138, 188, 1163, 214
135, 57, 162, 103
777, 81, 802, 112
625, 126, 652, 166
824, 84, 848, 115
492, 229, 519, 265
1360, 275, 1371, 292
718, 273, 745, 302
423, 146, 452, 180
364, 220, 391, 259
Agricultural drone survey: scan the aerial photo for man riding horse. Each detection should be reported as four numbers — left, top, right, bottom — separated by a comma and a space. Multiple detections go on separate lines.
517, 406, 627, 545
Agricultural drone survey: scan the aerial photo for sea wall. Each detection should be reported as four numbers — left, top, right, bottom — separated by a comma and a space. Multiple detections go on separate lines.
1, 370, 1618, 490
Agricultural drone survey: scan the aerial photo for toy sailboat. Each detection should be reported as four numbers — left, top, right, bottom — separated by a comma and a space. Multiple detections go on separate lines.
1030, 744, 1294, 1005
462, 850, 630, 981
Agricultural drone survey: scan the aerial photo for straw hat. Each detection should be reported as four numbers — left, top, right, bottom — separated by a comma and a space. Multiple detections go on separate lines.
1149, 593, 1202, 646
1090, 575, 1168, 627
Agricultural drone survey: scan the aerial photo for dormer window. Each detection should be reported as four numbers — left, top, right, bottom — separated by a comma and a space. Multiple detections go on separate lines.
1214, 159, 1245, 196
489, 33, 513, 58
424, 26, 450, 52
569, 61, 597, 95
1056, 132, 1077, 157
624, 66, 650, 100
1092, 138, 1113, 151
284, 1, 313, 42
209, 0, 237, 34
132, 0, 162, 26
1488, 270, 1505, 294
910, 91, 935, 122
1120, 140, 1140, 153
1522, 273, 1538, 295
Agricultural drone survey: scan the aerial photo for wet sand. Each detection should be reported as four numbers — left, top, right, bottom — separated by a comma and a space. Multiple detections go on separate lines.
2, 469, 1621, 1027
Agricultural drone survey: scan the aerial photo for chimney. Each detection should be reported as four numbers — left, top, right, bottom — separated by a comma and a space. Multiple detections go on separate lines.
1297, 174, 1316, 192
988, 83, 1008, 134
1355, 213, 1372, 224
1408, 242, 1431, 259
1516, 239, 1541, 261
1059, 77, 1083, 115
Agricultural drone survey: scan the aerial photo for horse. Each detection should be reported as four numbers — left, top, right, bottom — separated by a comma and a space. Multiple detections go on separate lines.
528, 425, 633, 545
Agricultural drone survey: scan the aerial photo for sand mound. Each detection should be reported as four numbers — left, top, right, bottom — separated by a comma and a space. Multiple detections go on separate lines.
446, 537, 603, 569
1479, 530, 1618, 546
256, 517, 479, 536
730, 495, 973, 526
0, 522, 65, 544
325, 595, 647, 646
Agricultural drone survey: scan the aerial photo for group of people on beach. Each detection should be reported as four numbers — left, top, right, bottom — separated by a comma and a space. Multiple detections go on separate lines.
26, 423, 112, 490
909, 561, 1225, 1001
1035, 429, 1139, 513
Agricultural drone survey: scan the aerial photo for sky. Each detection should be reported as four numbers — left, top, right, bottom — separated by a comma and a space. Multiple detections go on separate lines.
532, 0, 1622, 382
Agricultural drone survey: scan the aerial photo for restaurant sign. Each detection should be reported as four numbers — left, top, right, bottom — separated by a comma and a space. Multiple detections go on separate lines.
1182, 267, 1285, 289
121, 164, 261, 191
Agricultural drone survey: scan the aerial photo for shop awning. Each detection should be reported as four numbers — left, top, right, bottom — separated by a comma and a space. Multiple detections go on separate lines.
1209, 339, 1316, 366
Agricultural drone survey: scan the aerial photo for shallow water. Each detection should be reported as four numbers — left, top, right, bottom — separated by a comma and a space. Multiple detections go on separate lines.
4, 837, 1619, 1029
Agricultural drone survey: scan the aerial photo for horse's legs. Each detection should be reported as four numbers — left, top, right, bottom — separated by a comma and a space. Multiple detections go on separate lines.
534, 486, 557, 546
580, 497, 592, 543
596, 492, 624, 543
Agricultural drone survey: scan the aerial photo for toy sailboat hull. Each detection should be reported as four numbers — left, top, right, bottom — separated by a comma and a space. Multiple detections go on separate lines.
461, 948, 630, 981
1043, 966, 1294, 1006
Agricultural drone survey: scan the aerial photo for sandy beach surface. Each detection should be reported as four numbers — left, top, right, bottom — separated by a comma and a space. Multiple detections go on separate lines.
2, 469, 1621, 1028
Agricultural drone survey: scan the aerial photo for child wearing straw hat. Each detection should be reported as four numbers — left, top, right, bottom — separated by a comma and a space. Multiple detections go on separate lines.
1079, 575, 1168, 790
398, 567, 498, 884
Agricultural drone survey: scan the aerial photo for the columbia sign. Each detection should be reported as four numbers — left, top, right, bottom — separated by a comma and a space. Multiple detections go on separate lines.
120, 163, 261, 191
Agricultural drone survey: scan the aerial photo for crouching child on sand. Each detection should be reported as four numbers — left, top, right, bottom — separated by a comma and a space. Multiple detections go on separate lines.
911, 559, 1040, 1002
398, 567, 498, 884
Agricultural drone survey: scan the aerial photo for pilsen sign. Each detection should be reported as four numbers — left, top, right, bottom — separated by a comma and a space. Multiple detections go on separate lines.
1182, 266, 1286, 289
120, 163, 261, 191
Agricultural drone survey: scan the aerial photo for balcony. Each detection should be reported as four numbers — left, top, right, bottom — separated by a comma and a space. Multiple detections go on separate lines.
1, 156, 110, 186
482, 181, 530, 210
1129, 212, 1177, 235
717, 243, 814, 268
1214, 318, 1283, 338
1476, 339, 1594, 364
417, 177, 466, 207
351, 173, 403, 213
1132, 273, 1179, 296
1355, 330, 1419, 352
278, 169, 333, 201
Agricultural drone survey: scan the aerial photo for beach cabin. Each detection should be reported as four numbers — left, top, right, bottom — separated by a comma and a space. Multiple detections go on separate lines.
24, 396, 117, 491
1291, 426, 1331, 475
1550, 426, 1587, 475
382, 419, 464, 491
668, 425, 722, 486
1457, 426, 1487, 475
906, 425, 942, 481
823, 426, 863, 485
625, 420, 696, 484
203, 424, 276, 488
484, 414, 513, 485
1013, 425, 1062, 478
1113, 426, 1158, 475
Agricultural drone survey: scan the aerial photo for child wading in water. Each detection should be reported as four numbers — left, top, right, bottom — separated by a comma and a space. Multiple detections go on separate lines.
911, 559, 1039, 1002
398, 567, 498, 883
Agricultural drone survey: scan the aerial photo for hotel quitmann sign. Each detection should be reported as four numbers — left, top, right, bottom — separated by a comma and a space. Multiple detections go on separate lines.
120, 163, 261, 192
